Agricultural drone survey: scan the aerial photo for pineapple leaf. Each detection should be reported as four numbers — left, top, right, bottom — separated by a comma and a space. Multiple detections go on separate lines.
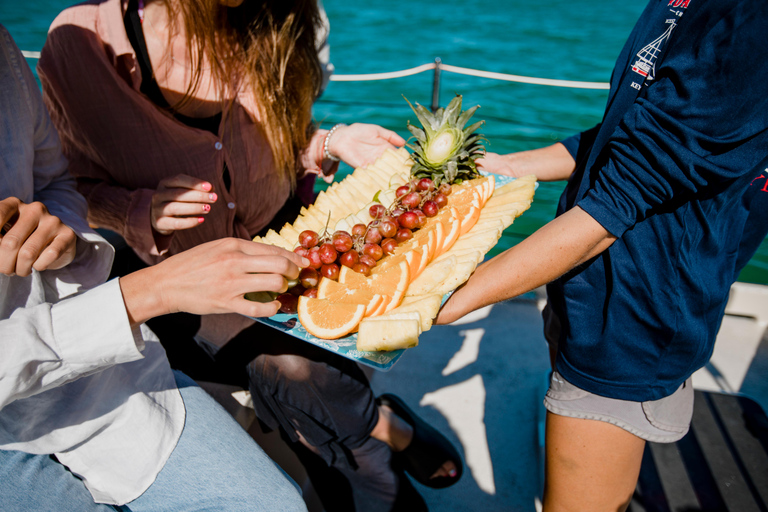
403, 96, 437, 139
442, 95, 463, 126
456, 104, 480, 130
463, 120, 485, 138
407, 123, 426, 140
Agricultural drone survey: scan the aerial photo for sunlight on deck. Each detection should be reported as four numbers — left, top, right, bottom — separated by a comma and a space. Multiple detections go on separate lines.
422, 375, 496, 495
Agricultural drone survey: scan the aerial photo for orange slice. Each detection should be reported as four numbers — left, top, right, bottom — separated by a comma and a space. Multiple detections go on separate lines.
297, 297, 366, 339
316, 277, 383, 317
339, 261, 410, 314
439, 208, 462, 254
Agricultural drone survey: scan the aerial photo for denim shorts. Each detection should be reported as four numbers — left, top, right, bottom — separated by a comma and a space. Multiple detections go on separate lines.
543, 371, 694, 443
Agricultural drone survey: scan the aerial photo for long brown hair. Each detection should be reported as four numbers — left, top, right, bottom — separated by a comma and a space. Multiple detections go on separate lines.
166, 0, 323, 188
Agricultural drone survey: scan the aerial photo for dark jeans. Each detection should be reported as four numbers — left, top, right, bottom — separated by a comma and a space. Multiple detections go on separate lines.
108, 246, 411, 512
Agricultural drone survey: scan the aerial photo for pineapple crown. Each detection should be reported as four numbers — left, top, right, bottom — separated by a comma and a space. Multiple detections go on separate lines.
404, 94, 486, 185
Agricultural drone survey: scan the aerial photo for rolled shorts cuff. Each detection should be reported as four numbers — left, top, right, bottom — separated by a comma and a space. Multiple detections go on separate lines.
543, 371, 694, 444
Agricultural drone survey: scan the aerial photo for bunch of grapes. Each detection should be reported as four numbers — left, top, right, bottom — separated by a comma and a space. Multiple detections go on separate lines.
276, 177, 451, 313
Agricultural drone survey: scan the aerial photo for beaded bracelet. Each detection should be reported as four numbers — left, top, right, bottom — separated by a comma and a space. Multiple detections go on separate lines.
323, 123, 346, 162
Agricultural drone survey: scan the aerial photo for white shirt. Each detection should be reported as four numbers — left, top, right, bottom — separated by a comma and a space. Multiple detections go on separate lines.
0, 25, 184, 505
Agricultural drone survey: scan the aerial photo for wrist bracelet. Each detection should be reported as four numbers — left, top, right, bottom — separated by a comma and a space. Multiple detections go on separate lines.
323, 123, 346, 162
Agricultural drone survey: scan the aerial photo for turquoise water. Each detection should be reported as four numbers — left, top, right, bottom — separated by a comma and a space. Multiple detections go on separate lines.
4, 0, 767, 283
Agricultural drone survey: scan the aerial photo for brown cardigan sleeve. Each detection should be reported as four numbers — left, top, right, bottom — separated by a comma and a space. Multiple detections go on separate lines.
38, 16, 172, 257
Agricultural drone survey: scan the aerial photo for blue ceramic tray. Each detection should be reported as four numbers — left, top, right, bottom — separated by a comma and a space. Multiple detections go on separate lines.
253, 173, 522, 371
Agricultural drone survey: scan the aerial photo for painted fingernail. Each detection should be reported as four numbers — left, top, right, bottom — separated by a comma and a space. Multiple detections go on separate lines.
203, 204, 211, 212
202, 182, 212, 191
209, 193, 217, 201
449, 469, 457, 477
198, 217, 205, 223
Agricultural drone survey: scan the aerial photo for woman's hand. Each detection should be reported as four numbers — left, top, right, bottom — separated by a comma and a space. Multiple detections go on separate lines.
328, 123, 406, 169
476, 152, 520, 177
477, 144, 578, 182
150, 175, 218, 235
120, 239, 309, 326
0, 197, 77, 277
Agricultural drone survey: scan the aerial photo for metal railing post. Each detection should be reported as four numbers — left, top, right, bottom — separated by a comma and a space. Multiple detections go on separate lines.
431, 58, 442, 113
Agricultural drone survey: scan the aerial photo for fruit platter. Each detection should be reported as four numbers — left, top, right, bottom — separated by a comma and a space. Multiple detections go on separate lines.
250, 96, 537, 370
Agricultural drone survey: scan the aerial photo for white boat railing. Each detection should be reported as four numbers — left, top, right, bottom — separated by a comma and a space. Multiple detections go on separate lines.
22, 53, 609, 112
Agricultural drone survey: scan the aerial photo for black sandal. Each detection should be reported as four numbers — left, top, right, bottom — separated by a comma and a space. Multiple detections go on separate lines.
378, 394, 463, 489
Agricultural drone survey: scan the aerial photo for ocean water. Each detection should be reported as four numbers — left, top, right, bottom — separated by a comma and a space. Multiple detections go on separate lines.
4, 0, 767, 283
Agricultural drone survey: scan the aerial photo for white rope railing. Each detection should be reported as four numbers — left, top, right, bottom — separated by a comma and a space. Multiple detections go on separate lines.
438, 63, 610, 90
21, 50, 609, 90
328, 62, 437, 82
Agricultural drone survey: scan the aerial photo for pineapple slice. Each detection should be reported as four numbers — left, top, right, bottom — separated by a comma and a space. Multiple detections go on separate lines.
357, 318, 420, 352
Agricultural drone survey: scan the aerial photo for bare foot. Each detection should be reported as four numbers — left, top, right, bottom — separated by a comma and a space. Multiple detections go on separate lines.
370, 404, 458, 479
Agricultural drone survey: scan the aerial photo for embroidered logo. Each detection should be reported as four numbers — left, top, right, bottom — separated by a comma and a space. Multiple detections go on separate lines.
630, 1, 692, 82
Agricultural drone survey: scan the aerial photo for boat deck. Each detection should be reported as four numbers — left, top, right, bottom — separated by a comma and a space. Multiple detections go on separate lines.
205, 283, 768, 511
367, 283, 768, 512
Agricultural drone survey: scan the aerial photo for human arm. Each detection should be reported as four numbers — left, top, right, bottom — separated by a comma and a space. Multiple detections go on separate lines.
119, 238, 305, 327
477, 143, 577, 182
437, 206, 616, 324
0, 237, 306, 409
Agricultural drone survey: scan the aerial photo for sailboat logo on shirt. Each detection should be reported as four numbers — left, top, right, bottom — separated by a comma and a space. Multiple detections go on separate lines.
631, 18, 677, 80
631, 1, 691, 81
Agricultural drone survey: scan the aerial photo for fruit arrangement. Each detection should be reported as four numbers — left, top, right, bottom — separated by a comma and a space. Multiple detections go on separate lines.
252, 96, 537, 351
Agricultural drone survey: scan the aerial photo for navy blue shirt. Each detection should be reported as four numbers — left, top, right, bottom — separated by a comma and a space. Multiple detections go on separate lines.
548, 0, 768, 401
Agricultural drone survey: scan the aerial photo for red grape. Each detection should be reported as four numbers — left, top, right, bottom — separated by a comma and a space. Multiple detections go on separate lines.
294, 246, 309, 258
320, 263, 340, 281
434, 193, 448, 208
332, 231, 353, 253
381, 238, 398, 255
378, 219, 398, 238
398, 211, 419, 229
369, 203, 386, 219
299, 230, 319, 249
339, 250, 359, 268
396, 185, 410, 199
318, 243, 338, 265
395, 228, 413, 243
289, 284, 306, 296
401, 192, 421, 209
417, 178, 434, 192
351, 223, 367, 237
359, 254, 377, 268
438, 183, 452, 196
299, 267, 319, 288
277, 293, 298, 314
391, 207, 405, 217
302, 288, 318, 298
352, 263, 371, 276
363, 243, 384, 261
413, 209, 427, 227
364, 226, 383, 244
423, 200, 438, 217
307, 247, 322, 269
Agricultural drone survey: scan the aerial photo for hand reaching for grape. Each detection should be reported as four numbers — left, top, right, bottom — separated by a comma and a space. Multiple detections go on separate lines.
119, 239, 309, 326
151, 174, 218, 235
0, 197, 77, 277
327, 123, 406, 169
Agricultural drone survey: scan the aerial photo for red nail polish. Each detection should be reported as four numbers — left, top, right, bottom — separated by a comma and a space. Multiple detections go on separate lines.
198, 217, 205, 223
203, 204, 211, 212
202, 182, 212, 191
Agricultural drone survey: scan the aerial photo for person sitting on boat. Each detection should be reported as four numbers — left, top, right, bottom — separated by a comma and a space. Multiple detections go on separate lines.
439, 1, 768, 511
0, 24, 311, 511
37, 0, 462, 509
